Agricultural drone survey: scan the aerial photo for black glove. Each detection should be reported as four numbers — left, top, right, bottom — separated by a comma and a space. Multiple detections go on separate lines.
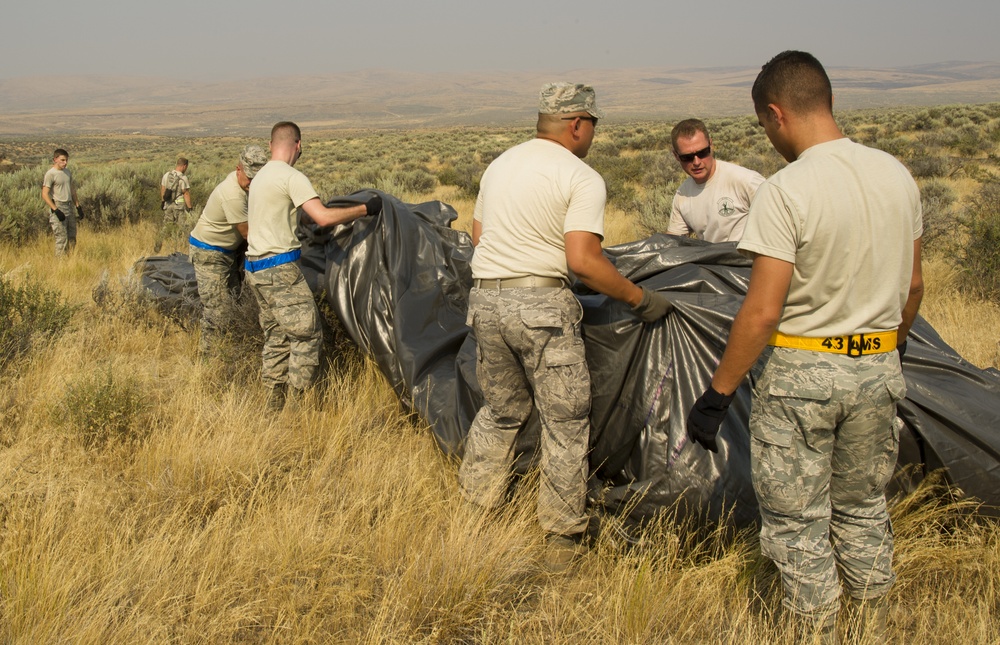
897, 340, 907, 358
631, 286, 673, 322
76, 206, 85, 220
161, 200, 166, 210
364, 194, 382, 216
687, 386, 735, 453
51, 208, 66, 222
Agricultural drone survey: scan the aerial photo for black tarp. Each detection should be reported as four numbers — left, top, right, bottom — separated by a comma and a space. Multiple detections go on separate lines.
139, 192, 1000, 524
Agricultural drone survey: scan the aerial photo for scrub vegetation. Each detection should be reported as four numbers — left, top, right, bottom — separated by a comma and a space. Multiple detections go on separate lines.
1, 103, 998, 643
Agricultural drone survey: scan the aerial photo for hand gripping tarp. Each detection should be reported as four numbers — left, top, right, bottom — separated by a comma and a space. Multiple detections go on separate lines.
139, 192, 1000, 525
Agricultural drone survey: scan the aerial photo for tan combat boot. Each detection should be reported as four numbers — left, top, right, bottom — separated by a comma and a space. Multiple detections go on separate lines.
845, 596, 888, 643
266, 384, 286, 412
543, 533, 589, 573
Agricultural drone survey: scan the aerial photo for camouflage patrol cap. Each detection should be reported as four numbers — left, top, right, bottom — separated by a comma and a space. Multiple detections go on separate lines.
239, 144, 268, 179
538, 82, 605, 119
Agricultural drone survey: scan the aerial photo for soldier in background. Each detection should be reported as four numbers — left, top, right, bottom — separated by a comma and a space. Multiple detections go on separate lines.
686, 51, 923, 641
188, 145, 268, 358
666, 118, 765, 243
41, 148, 84, 256
156, 156, 193, 253
459, 83, 671, 571
245, 121, 381, 411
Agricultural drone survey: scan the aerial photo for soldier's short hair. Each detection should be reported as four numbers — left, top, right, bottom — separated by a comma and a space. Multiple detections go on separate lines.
271, 121, 301, 146
176, 156, 189, 167
671, 119, 710, 151
53, 148, 69, 159
752, 50, 833, 115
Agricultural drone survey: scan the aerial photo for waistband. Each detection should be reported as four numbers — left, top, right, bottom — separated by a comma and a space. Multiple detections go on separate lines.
769, 330, 898, 356
244, 249, 301, 273
473, 276, 567, 291
189, 236, 236, 254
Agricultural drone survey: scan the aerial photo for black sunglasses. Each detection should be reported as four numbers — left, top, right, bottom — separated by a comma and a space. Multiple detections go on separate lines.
676, 145, 712, 163
561, 116, 599, 126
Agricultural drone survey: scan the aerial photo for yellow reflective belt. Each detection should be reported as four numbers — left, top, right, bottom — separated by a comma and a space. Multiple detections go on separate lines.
769, 330, 898, 356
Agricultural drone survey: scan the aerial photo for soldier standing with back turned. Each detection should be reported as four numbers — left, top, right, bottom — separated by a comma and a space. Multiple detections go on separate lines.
245, 121, 381, 411
156, 156, 193, 253
686, 51, 924, 642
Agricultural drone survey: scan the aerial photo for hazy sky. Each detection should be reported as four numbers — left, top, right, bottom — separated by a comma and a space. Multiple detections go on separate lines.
6, 0, 999, 80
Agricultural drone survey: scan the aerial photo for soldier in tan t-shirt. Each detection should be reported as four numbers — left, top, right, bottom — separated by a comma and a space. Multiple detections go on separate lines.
666, 119, 765, 243
244, 121, 382, 410
41, 148, 83, 256
156, 157, 193, 253
686, 51, 923, 639
459, 83, 672, 571
188, 144, 268, 358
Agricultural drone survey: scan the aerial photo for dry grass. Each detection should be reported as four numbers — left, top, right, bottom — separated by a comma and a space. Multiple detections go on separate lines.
1, 156, 999, 644
920, 256, 1000, 369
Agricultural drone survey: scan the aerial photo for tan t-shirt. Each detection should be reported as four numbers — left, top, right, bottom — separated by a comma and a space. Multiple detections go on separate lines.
667, 160, 765, 243
190, 171, 247, 250
471, 138, 606, 281
738, 137, 922, 337
43, 167, 74, 203
161, 170, 191, 206
247, 160, 319, 256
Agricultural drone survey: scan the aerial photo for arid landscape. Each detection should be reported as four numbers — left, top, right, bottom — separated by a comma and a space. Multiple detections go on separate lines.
2, 62, 1000, 135
1, 67, 999, 643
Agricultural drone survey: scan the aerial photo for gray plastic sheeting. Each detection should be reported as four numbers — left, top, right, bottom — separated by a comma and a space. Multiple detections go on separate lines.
139, 192, 1000, 525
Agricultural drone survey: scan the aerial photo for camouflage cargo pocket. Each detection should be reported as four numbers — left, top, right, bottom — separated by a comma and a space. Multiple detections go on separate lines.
750, 417, 809, 514
519, 307, 564, 330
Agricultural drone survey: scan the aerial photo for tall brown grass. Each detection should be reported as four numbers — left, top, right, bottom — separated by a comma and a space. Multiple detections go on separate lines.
1, 144, 998, 644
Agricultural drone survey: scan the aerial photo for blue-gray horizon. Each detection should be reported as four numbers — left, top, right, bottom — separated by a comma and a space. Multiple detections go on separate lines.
5, 0, 999, 82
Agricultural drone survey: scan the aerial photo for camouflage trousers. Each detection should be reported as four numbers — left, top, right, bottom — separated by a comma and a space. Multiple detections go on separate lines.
751, 346, 905, 620
459, 286, 591, 537
155, 206, 186, 253
48, 201, 77, 256
244, 261, 322, 391
190, 245, 239, 357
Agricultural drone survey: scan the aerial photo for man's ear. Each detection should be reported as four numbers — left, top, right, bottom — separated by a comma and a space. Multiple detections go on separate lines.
766, 103, 785, 127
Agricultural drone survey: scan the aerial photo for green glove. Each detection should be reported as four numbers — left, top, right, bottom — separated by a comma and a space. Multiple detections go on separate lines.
631, 286, 673, 322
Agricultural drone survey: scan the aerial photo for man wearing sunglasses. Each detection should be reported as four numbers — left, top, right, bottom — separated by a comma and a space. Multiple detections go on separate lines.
460, 83, 672, 571
666, 119, 765, 243
188, 144, 268, 359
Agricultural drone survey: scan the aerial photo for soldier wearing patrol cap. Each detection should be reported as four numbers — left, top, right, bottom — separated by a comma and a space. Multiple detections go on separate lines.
459, 82, 672, 569
686, 51, 923, 641
188, 144, 269, 358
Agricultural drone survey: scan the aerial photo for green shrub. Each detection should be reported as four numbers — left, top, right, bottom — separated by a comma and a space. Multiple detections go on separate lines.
74, 165, 150, 230
0, 274, 78, 369
58, 368, 148, 450
0, 166, 50, 244
908, 155, 950, 178
435, 160, 484, 198
958, 182, 1000, 299
633, 187, 676, 235
919, 178, 957, 250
